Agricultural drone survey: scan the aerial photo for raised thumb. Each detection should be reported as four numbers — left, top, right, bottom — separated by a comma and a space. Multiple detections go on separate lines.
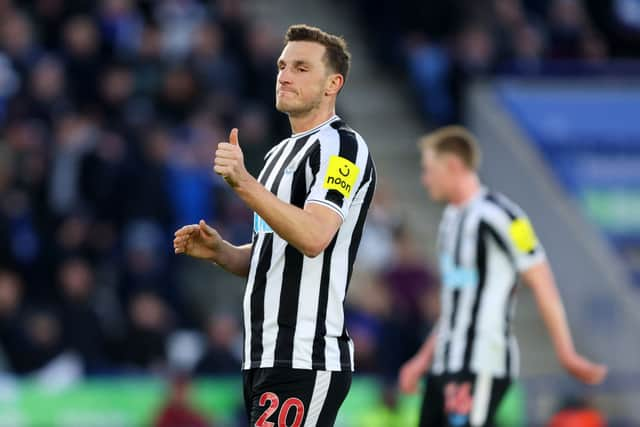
229, 128, 239, 146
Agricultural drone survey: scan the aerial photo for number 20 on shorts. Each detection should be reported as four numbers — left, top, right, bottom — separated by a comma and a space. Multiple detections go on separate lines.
255, 392, 305, 427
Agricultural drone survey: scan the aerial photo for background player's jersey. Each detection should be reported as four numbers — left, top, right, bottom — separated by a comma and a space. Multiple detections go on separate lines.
243, 115, 376, 372
431, 188, 545, 378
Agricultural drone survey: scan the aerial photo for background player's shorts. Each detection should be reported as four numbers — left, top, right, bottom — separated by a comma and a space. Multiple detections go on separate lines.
419, 371, 511, 427
243, 367, 351, 427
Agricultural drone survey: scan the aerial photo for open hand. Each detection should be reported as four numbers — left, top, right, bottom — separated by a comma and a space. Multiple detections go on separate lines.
173, 220, 223, 261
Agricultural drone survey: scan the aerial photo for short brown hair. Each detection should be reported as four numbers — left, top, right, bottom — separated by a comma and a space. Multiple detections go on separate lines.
418, 125, 481, 171
285, 24, 351, 82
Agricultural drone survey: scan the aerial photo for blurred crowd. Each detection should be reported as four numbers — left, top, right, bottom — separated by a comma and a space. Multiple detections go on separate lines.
0, 0, 293, 378
0, 0, 440, 387
345, 0, 640, 124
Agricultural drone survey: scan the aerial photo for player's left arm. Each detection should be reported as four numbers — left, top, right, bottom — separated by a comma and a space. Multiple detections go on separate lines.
214, 128, 343, 258
521, 262, 607, 384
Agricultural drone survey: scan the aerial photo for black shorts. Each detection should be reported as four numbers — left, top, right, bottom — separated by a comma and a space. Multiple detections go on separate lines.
419, 372, 511, 427
242, 367, 351, 427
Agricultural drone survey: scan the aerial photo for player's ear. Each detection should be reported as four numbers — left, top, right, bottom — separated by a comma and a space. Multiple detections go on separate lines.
446, 153, 463, 172
325, 73, 344, 96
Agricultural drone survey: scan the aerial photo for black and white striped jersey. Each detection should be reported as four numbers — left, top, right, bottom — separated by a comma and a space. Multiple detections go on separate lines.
243, 115, 376, 372
431, 188, 545, 378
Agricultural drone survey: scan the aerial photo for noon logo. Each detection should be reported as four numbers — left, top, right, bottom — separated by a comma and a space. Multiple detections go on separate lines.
323, 155, 359, 198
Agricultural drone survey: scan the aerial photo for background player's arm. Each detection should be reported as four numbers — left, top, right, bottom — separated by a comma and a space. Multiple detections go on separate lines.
398, 323, 439, 394
174, 220, 253, 277
215, 129, 342, 258
522, 261, 607, 385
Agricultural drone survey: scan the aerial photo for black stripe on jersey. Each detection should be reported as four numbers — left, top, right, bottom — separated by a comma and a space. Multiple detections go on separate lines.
485, 193, 517, 220
306, 144, 321, 194
504, 285, 517, 375
268, 135, 313, 193
274, 243, 304, 367
325, 122, 359, 208
250, 234, 274, 366
444, 209, 469, 370
462, 221, 489, 370
312, 236, 339, 370
346, 158, 376, 288
259, 141, 290, 185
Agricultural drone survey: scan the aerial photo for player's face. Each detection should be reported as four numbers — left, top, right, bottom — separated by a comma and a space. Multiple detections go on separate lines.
275, 41, 330, 116
421, 149, 451, 201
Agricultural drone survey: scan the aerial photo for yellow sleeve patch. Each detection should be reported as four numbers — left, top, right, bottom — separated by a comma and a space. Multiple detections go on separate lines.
323, 155, 360, 198
509, 218, 538, 253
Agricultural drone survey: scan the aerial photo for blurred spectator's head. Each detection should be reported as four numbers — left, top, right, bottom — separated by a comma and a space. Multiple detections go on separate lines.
25, 308, 61, 350
192, 22, 223, 58
1, 10, 35, 59
138, 23, 163, 59
581, 31, 609, 62
143, 126, 172, 164
237, 107, 268, 146
95, 129, 127, 164
549, 0, 586, 31
29, 55, 65, 102
124, 220, 165, 274
514, 24, 545, 60
493, 0, 525, 29
455, 24, 495, 72
58, 257, 94, 303
0, 270, 23, 317
247, 23, 278, 62
64, 16, 100, 57
100, 64, 134, 107
54, 112, 97, 149
101, 0, 134, 17
160, 67, 198, 107
56, 211, 91, 252
129, 291, 169, 332
218, 0, 246, 21
33, 0, 65, 19
205, 312, 239, 349
391, 224, 419, 263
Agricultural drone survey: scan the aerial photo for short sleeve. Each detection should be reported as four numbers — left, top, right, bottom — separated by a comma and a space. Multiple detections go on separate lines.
305, 129, 368, 220
483, 202, 546, 272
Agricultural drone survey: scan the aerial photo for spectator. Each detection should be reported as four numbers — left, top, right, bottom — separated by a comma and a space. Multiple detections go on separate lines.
194, 312, 242, 375
57, 257, 107, 372
153, 374, 211, 427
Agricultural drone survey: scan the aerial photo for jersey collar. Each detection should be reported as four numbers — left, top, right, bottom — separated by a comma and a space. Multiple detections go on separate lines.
290, 115, 340, 139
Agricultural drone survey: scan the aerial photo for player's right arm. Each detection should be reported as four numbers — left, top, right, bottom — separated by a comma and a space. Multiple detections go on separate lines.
173, 219, 252, 277
398, 323, 439, 394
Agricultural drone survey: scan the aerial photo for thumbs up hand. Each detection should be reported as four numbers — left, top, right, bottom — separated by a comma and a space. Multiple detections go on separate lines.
214, 128, 249, 189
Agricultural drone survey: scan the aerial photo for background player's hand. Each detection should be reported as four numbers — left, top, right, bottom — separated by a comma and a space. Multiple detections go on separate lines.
561, 351, 608, 385
398, 356, 427, 394
214, 128, 250, 188
173, 220, 223, 261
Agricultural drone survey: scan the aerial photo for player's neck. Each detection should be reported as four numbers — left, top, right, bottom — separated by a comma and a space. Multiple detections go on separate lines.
289, 106, 336, 135
449, 174, 481, 206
